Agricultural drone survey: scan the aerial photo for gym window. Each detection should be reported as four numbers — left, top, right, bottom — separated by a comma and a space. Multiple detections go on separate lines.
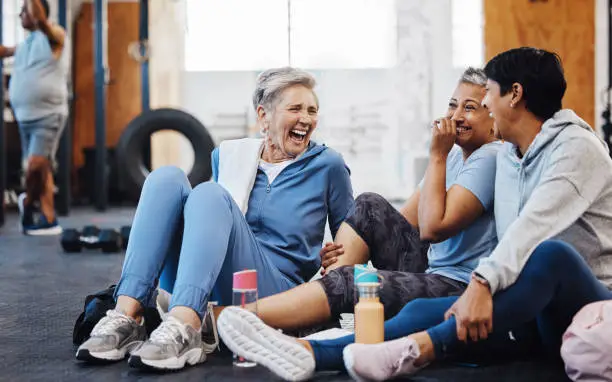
184, 0, 397, 71
2, 0, 27, 48
451, 0, 484, 68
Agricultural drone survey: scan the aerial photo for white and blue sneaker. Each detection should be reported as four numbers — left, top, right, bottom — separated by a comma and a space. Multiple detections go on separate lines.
24, 213, 63, 236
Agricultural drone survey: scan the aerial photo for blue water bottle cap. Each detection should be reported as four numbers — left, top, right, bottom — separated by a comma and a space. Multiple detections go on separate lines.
354, 264, 378, 284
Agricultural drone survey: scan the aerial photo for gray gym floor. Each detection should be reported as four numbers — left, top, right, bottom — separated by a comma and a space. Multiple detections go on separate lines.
0, 207, 570, 381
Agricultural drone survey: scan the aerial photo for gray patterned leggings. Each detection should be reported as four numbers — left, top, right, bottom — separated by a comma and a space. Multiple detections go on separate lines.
318, 192, 467, 320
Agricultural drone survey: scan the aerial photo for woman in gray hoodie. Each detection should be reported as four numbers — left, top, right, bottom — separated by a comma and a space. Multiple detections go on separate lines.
213, 47, 612, 382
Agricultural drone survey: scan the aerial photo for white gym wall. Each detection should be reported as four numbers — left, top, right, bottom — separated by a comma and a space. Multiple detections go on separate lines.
5, 0, 605, 200
179, 0, 484, 200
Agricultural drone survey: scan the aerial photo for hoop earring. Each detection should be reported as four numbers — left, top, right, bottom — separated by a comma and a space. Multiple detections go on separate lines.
260, 120, 270, 136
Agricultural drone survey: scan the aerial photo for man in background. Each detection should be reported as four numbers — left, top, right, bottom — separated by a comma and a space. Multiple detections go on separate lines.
0, 0, 69, 235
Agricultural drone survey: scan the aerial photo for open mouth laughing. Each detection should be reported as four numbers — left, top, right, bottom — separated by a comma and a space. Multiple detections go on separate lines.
456, 125, 472, 135
289, 128, 309, 144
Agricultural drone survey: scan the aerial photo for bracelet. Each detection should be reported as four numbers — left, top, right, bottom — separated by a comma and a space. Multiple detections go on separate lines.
471, 272, 491, 290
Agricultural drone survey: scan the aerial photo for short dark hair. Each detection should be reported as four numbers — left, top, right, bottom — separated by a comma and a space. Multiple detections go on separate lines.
484, 47, 567, 121
40, 0, 50, 18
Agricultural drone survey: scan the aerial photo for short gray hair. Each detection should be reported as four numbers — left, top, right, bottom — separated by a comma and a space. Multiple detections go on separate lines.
459, 67, 487, 87
252, 67, 318, 111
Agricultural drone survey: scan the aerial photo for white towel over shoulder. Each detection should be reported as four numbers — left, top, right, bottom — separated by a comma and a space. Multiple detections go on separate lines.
217, 138, 264, 215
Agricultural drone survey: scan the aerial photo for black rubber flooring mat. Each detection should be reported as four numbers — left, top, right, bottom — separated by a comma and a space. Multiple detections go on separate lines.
0, 207, 570, 381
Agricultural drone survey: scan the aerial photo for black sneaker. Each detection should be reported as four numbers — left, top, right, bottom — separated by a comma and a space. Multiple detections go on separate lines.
24, 213, 63, 236
17, 193, 35, 233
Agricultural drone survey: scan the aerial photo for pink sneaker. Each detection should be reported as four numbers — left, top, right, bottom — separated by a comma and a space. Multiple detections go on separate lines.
342, 337, 425, 381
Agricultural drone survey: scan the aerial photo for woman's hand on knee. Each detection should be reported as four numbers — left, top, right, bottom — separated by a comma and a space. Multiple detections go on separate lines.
444, 280, 493, 343
320, 242, 344, 275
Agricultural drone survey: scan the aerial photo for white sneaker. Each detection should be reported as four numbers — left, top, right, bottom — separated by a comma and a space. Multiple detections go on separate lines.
76, 310, 146, 362
202, 302, 220, 354
155, 289, 219, 355
155, 288, 171, 320
128, 316, 206, 371
217, 306, 315, 381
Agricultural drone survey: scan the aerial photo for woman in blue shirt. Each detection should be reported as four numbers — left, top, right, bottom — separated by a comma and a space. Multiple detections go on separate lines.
76, 67, 354, 371
216, 48, 612, 382
229, 68, 501, 333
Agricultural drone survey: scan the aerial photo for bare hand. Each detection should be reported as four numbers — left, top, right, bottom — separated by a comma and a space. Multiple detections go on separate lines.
320, 242, 344, 275
444, 280, 493, 342
430, 118, 457, 158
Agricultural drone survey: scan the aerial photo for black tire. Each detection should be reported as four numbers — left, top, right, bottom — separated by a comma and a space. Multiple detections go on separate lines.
116, 108, 216, 198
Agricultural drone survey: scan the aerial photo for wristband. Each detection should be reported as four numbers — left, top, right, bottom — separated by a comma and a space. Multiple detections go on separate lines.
471, 272, 491, 290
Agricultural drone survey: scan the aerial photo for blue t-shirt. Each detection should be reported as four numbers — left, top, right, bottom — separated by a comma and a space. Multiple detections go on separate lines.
422, 142, 501, 283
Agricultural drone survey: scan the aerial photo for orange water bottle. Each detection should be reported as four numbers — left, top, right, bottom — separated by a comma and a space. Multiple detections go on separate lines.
354, 265, 384, 344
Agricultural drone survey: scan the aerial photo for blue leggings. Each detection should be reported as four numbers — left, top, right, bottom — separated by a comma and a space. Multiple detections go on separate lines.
310, 240, 612, 370
113, 166, 295, 319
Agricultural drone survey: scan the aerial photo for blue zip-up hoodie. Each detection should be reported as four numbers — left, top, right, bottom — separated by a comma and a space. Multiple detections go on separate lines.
211, 141, 354, 285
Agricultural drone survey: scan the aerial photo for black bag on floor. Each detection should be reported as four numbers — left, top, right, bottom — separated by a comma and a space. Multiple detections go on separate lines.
72, 284, 162, 346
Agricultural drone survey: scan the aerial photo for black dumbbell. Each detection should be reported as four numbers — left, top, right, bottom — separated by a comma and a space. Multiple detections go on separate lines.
60, 225, 122, 253
120, 225, 131, 250
99, 229, 121, 253
61, 228, 83, 252
81, 225, 101, 249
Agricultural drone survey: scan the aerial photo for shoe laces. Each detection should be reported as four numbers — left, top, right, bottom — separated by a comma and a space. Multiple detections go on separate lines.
150, 316, 191, 345
392, 339, 421, 375
91, 310, 134, 337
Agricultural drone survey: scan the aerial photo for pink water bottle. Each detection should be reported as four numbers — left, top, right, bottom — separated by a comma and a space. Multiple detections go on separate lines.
232, 269, 258, 367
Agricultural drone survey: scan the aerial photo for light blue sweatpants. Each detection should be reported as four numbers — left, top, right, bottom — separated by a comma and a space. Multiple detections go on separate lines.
114, 166, 296, 318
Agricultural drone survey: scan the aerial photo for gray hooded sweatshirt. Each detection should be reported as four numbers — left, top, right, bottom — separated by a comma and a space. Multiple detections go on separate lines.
475, 109, 612, 294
